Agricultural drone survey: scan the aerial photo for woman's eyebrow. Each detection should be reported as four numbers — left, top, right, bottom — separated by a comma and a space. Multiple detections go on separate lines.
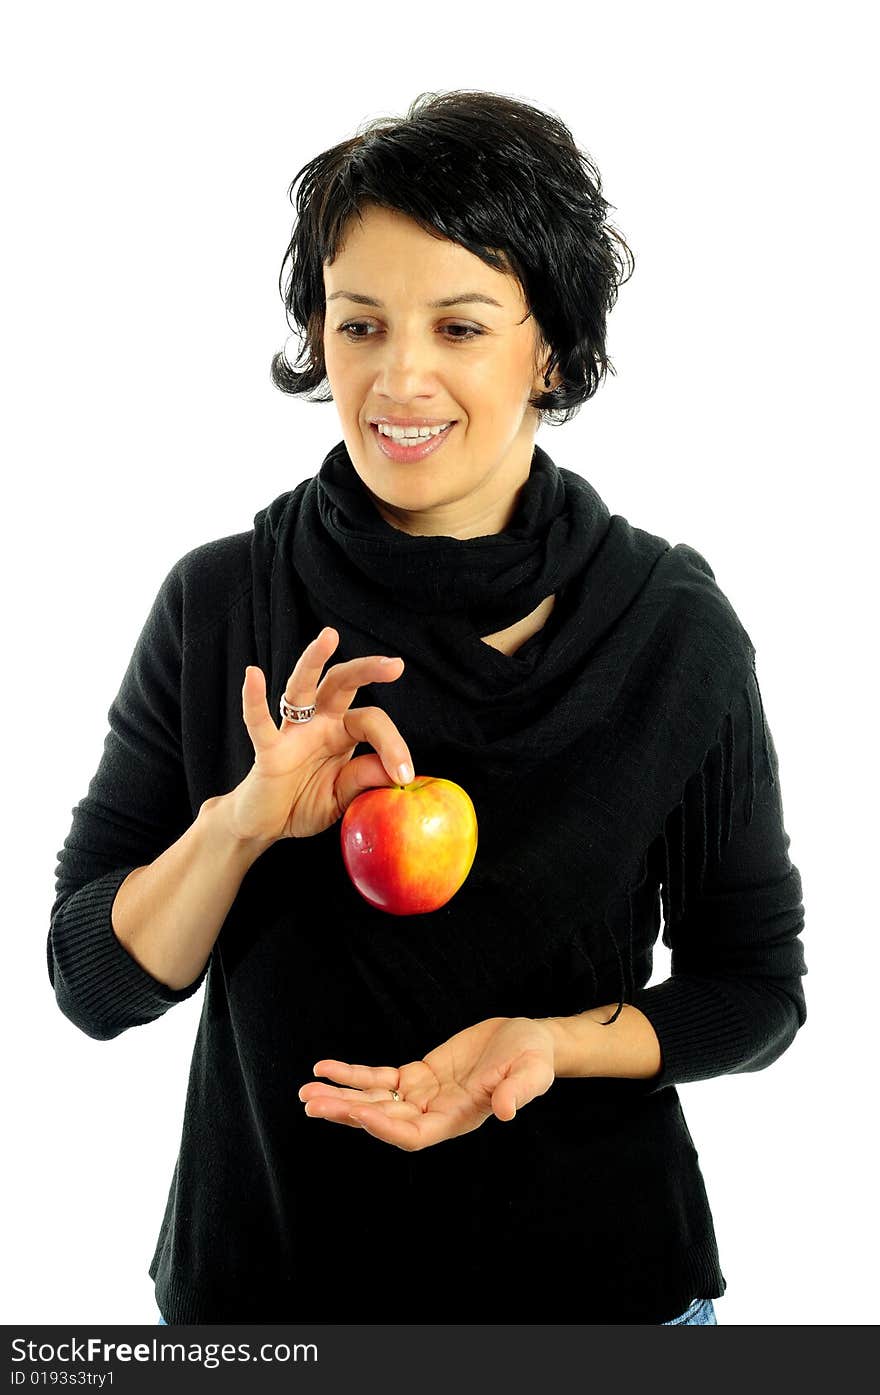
326, 290, 504, 309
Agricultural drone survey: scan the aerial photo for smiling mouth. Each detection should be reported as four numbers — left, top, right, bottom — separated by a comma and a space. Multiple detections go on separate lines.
371, 421, 456, 441
369, 421, 458, 460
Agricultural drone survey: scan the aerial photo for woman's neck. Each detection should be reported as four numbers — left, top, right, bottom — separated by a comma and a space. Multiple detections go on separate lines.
480, 594, 556, 655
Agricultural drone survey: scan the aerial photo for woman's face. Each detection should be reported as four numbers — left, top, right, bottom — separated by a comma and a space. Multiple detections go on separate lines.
322, 203, 557, 538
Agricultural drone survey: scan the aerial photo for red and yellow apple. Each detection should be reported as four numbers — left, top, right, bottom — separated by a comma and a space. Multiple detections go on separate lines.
340, 775, 478, 915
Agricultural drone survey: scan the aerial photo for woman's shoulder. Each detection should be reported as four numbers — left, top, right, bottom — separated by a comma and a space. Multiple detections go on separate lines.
163, 527, 255, 645
647, 535, 756, 661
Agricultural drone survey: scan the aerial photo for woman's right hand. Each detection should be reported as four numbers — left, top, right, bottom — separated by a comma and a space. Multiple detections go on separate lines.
226, 627, 414, 844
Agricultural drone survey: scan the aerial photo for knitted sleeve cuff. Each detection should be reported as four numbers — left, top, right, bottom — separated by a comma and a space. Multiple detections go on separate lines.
627, 973, 801, 1094
49, 864, 210, 1040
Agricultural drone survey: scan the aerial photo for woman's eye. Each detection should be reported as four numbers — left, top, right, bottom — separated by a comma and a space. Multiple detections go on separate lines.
337, 322, 483, 342
444, 324, 482, 340
338, 322, 373, 340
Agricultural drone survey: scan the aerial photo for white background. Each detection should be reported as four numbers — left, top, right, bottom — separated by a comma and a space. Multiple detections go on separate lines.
2, 0, 876, 1328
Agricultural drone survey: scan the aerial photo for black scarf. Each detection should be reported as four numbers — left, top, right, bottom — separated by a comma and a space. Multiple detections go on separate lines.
251, 439, 770, 1023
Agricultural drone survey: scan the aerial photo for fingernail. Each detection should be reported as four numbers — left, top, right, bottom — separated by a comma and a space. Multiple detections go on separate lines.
380, 656, 401, 665
397, 763, 413, 785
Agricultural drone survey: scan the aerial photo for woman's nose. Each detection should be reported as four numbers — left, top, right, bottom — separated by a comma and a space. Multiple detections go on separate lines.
373, 332, 439, 400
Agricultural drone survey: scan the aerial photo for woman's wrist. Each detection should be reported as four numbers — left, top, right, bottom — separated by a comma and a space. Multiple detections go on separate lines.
539, 1005, 662, 1080
199, 793, 279, 866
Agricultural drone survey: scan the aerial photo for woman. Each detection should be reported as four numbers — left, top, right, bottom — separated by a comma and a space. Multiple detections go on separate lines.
48, 90, 806, 1327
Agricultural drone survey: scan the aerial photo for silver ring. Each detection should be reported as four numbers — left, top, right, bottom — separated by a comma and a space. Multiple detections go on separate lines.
280, 695, 317, 724
389, 1089, 400, 1103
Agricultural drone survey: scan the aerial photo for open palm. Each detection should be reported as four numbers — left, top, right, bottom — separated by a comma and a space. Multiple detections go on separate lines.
297, 1015, 557, 1152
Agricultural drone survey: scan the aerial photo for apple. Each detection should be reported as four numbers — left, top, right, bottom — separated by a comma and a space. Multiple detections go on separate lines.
340, 775, 478, 915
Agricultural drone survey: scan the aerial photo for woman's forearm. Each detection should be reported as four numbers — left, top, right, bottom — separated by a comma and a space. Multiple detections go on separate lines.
542, 1004, 663, 1080
111, 794, 276, 991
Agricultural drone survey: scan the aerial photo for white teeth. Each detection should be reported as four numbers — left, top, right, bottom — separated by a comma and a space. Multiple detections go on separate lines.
376, 422, 451, 441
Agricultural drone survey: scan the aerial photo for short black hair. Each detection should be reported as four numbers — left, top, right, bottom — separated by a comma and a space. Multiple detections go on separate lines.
271, 89, 634, 426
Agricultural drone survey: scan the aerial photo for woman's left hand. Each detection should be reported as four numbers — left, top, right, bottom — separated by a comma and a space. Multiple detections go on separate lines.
297, 1016, 556, 1151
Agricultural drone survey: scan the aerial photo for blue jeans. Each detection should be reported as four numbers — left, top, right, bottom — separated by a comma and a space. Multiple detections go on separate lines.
661, 1297, 718, 1325
158, 1298, 717, 1326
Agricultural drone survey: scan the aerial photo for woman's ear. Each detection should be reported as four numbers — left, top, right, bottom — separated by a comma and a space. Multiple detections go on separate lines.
537, 358, 563, 394
532, 334, 563, 394
528, 321, 563, 398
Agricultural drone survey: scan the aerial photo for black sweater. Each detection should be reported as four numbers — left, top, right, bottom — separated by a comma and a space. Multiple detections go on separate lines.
48, 523, 807, 1324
